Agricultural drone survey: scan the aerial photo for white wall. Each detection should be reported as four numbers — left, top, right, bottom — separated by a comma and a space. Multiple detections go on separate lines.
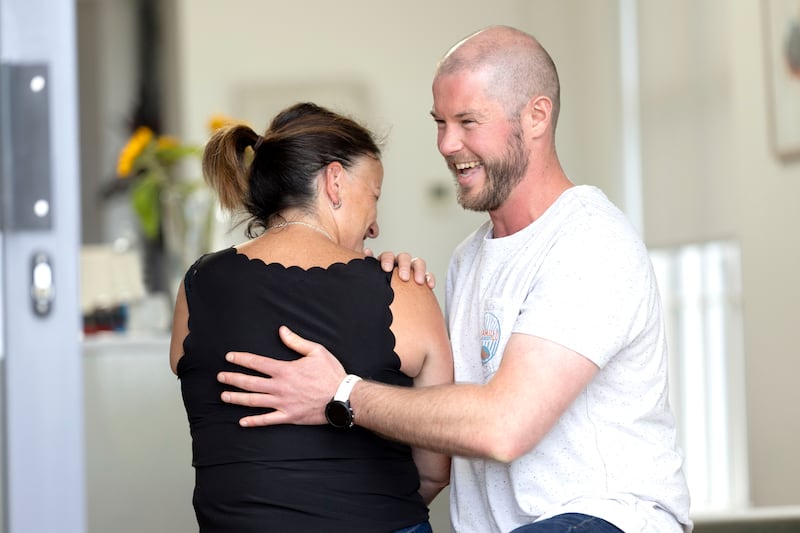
84, 337, 196, 533
169, 0, 624, 303
78, 0, 140, 245
638, 0, 800, 507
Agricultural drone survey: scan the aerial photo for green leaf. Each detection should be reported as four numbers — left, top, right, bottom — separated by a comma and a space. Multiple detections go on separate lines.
156, 144, 201, 165
130, 174, 162, 240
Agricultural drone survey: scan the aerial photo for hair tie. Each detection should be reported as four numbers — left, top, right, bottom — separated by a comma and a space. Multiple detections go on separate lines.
253, 135, 264, 151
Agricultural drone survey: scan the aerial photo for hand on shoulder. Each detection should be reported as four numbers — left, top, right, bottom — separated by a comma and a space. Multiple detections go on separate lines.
375, 250, 435, 288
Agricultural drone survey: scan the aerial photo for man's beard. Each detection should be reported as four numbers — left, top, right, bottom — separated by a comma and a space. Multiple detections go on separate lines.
456, 124, 529, 212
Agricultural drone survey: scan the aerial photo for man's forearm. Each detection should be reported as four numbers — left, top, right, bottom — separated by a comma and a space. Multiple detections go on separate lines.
350, 380, 512, 461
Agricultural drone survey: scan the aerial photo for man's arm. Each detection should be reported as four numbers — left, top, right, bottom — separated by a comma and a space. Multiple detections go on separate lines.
219, 327, 598, 463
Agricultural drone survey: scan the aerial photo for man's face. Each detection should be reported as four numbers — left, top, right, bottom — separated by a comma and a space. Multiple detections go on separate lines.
431, 70, 529, 212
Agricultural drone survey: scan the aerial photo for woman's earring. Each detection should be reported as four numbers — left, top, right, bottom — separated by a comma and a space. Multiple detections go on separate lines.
332, 199, 342, 210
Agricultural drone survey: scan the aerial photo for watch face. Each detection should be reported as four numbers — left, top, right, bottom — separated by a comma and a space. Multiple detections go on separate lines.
325, 400, 352, 428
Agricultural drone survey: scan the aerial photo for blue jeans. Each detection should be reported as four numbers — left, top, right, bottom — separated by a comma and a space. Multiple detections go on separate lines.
393, 520, 433, 533
510, 513, 624, 532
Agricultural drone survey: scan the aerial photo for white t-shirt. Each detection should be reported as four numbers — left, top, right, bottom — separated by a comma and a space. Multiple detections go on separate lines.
445, 186, 692, 533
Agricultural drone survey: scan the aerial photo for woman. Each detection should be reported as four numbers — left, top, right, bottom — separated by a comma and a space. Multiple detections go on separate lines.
169, 102, 453, 532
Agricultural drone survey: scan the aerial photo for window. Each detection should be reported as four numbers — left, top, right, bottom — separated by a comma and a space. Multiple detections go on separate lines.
650, 240, 749, 511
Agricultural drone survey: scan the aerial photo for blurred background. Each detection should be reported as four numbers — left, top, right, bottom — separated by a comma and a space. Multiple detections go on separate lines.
2, 0, 800, 531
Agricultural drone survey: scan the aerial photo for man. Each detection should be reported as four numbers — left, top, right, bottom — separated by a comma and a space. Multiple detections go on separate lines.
216, 26, 692, 532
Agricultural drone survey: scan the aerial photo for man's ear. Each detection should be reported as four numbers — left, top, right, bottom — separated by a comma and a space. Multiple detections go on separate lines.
525, 95, 553, 139
324, 161, 344, 207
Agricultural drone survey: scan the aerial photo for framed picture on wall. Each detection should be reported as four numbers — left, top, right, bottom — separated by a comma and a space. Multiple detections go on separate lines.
763, 0, 800, 158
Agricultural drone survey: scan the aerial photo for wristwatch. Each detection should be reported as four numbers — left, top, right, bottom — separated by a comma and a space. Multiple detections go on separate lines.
325, 374, 362, 429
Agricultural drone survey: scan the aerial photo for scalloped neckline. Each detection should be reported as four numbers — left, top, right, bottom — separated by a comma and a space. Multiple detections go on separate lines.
228, 247, 377, 274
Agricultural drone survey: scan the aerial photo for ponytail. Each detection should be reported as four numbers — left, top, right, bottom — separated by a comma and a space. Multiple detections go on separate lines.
202, 124, 259, 211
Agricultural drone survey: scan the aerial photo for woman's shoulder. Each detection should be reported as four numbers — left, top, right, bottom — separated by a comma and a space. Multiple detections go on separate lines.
388, 269, 451, 380
191, 247, 237, 269
389, 269, 443, 321
183, 247, 271, 297
184, 247, 238, 283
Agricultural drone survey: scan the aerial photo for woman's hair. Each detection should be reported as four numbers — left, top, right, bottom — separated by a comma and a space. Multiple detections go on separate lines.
202, 102, 382, 237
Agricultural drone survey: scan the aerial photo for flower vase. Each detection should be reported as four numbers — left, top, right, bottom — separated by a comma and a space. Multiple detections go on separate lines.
160, 183, 215, 293
141, 225, 168, 294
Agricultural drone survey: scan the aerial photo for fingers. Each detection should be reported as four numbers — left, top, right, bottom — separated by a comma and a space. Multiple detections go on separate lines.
224, 351, 280, 375
278, 325, 323, 357
218, 370, 274, 393
220, 326, 346, 429
220, 389, 328, 427
219, 384, 299, 426
368, 252, 435, 287
399, 254, 414, 281
377, 251, 397, 273
391, 254, 435, 286
374, 252, 432, 287
279, 325, 347, 380
363, 247, 374, 258
410, 257, 427, 285
217, 391, 292, 427
406, 255, 435, 287
220, 389, 275, 408
238, 411, 290, 427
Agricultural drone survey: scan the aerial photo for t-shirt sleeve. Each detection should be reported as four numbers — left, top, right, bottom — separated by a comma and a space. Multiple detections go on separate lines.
513, 217, 652, 368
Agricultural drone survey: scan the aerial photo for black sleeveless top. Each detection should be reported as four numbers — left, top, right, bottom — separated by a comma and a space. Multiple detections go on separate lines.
178, 248, 428, 532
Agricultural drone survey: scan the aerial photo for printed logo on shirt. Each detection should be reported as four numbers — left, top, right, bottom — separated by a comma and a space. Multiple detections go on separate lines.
481, 312, 500, 364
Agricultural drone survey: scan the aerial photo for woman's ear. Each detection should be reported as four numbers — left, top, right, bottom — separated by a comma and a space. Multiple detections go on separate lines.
324, 161, 344, 209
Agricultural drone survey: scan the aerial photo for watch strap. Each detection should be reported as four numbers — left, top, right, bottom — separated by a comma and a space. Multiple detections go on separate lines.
332, 374, 362, 402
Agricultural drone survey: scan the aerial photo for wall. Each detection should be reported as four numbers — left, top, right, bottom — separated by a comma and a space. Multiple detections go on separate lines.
639, 0, 800, 507
169, 0, 623, 301
84, 337, 196, 533
77, 0, 139, 245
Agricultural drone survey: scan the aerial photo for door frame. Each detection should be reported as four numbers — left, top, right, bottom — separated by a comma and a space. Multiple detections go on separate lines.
0, 0, 85, 531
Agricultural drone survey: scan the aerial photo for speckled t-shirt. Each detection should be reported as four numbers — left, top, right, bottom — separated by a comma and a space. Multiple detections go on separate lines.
445, 186, 692, 533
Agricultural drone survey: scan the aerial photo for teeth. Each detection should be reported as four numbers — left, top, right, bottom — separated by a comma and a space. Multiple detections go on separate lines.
455, 162, 480, 170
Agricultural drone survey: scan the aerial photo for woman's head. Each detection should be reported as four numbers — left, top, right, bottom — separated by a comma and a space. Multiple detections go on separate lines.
202, 102, 382, 238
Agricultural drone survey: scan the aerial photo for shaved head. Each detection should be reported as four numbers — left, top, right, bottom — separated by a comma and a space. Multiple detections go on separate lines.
436, 26, 561, 129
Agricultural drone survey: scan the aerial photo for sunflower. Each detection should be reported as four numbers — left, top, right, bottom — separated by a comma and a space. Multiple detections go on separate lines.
115, 127, 201, 240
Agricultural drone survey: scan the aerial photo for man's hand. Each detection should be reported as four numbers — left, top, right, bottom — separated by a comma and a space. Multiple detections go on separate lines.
217, 326, 346, 427
376, 251, 435, 288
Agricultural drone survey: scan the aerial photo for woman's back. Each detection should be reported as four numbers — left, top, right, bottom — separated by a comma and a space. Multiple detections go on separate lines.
178, 247, 430, 532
